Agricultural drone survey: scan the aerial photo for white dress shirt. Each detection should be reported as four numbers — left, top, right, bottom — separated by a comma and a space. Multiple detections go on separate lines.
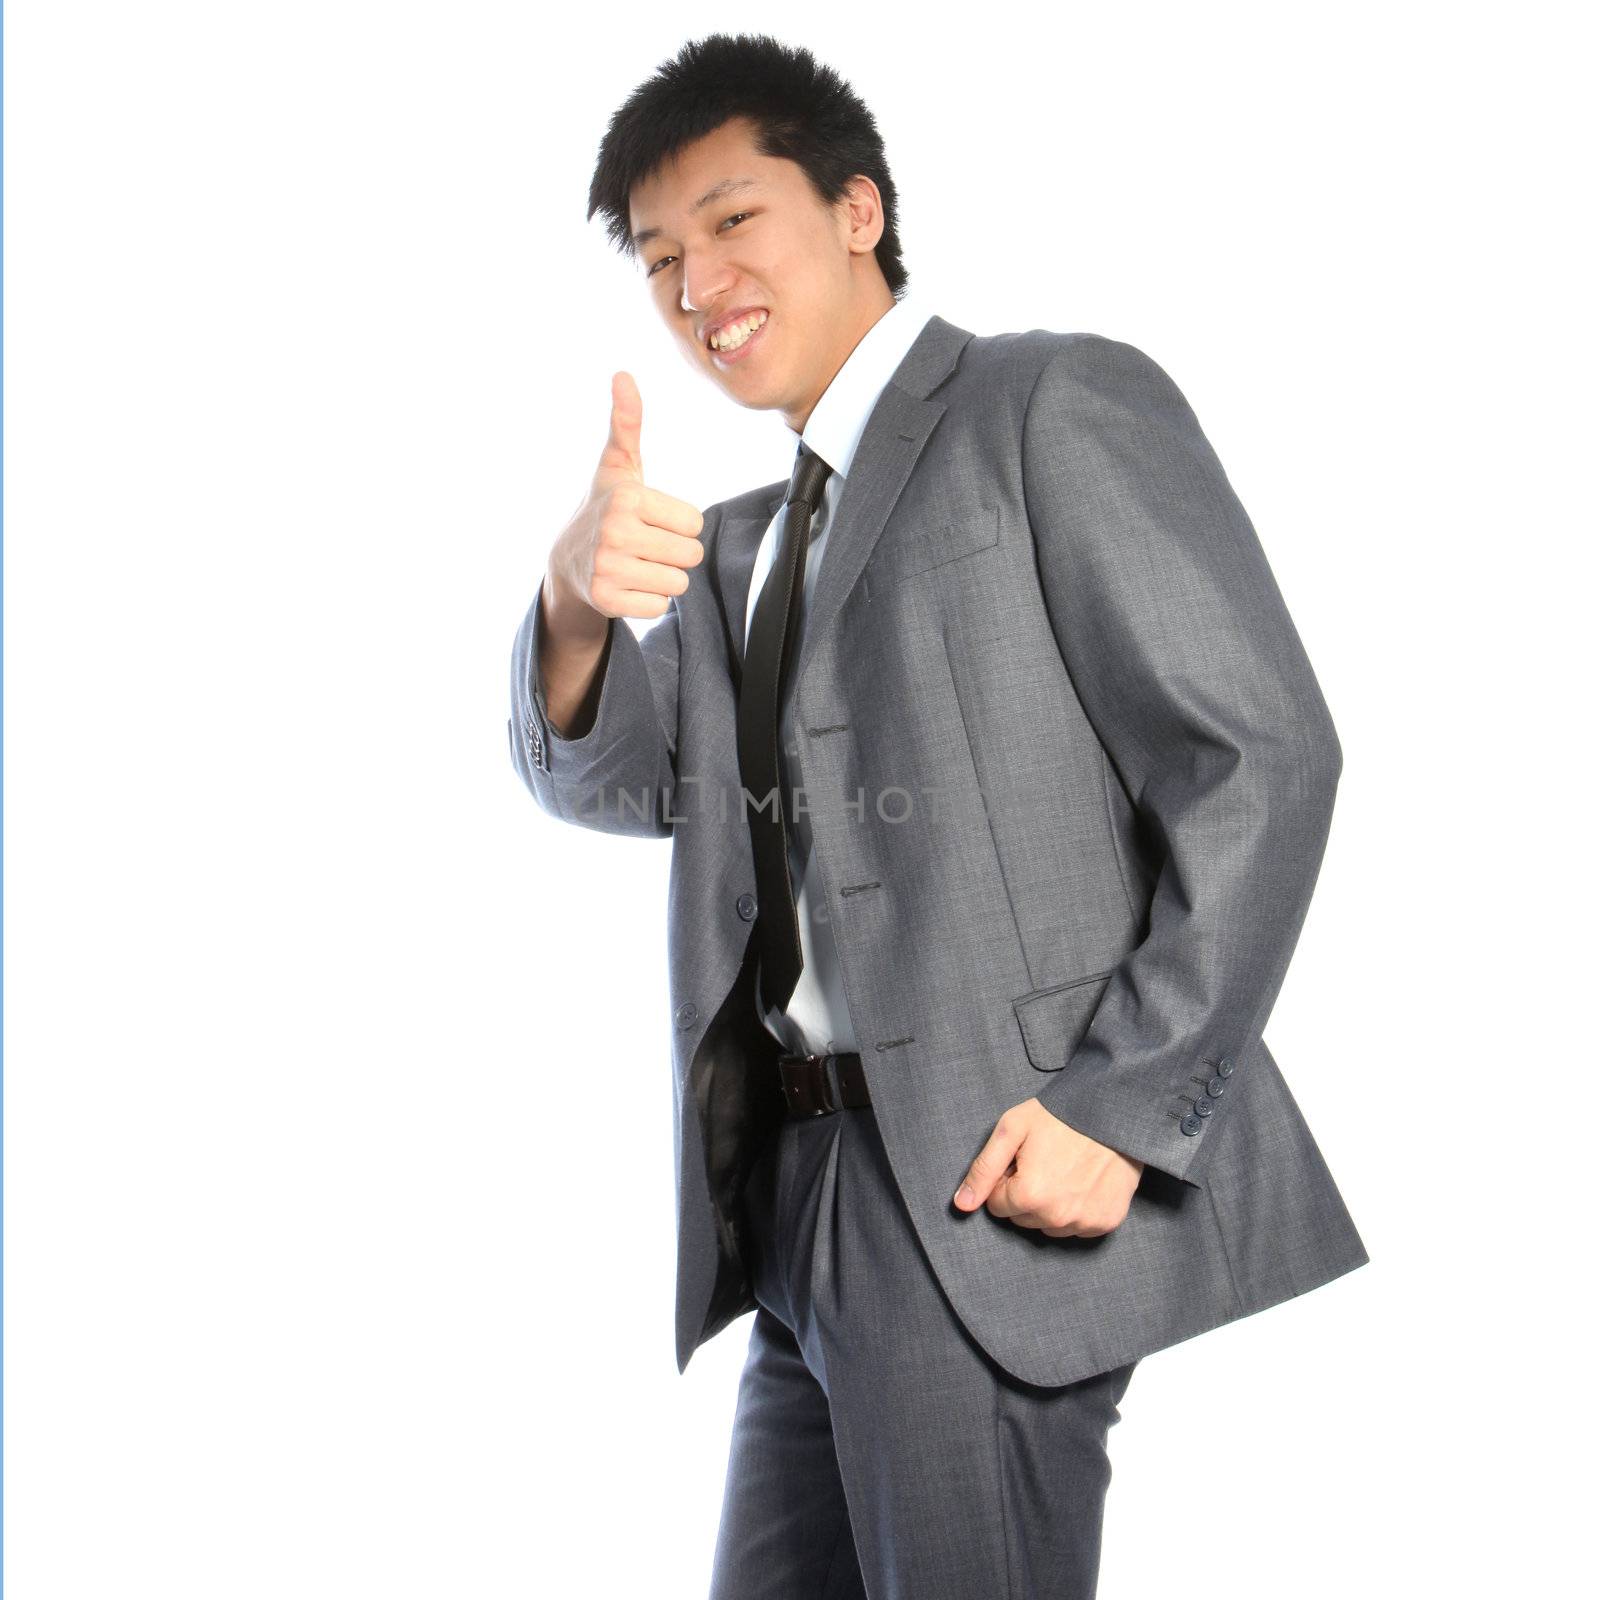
744, 296, 935, 1057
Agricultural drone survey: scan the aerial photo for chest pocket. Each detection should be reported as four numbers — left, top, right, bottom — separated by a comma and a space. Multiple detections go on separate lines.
867, 504, 1000, 591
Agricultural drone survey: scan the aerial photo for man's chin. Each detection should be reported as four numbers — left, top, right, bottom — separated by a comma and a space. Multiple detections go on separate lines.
725, 384, 784, 414
705, 367, 785, 410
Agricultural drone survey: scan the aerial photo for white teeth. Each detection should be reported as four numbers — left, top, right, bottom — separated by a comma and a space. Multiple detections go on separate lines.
710, 310, 768, 351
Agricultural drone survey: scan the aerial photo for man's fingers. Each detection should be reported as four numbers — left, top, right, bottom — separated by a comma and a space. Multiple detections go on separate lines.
595, 517, 703, 582
595, 550, 696, 599
953, 1117, 1027, 1211
600, 370, 644, 482
632, 483, 707, 543
592, 484, 705, 590
601, 588, 674, 621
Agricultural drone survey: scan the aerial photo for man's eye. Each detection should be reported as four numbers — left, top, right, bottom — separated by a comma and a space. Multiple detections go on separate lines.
647, 214, 752, 278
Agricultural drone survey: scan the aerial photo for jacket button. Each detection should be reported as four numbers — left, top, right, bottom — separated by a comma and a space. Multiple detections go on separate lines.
1192, 1097, 1214, 1118
674, 1002, 698, 1029
1206, 1075, 1226, 1097
736, 892, 758, 921
1180, 1112, 1203, 1135
1216, 1056, 1235, 1077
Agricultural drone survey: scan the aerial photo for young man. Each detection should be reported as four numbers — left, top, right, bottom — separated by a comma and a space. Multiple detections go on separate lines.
509, 32, 1369, 1599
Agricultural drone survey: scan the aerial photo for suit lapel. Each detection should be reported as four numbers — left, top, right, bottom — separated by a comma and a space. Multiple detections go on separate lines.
790, 383, 946, 696
713, 313, 975, 694
713, 510, 777, 691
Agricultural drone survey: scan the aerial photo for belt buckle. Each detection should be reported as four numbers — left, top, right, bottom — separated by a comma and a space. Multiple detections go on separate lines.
810, 1052, 839, 1114
783, 1051, 837, 1116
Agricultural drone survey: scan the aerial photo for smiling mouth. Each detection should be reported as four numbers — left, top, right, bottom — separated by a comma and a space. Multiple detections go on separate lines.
706, 308, 770, 355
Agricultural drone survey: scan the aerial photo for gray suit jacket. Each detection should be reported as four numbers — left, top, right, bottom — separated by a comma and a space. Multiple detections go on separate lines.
508, 315, 1369, 1386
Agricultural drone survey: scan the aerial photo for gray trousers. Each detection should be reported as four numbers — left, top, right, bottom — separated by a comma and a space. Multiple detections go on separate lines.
712, 1102, 1138, 1599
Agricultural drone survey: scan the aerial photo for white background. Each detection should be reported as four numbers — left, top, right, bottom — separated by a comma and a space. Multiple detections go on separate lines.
5, 2, 1593, 1594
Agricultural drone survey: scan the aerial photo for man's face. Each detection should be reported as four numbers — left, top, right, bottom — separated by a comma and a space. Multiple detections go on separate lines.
628, 116, 888, 432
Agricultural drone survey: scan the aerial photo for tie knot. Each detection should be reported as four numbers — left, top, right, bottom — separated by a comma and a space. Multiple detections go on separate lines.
787, 443, 833, 510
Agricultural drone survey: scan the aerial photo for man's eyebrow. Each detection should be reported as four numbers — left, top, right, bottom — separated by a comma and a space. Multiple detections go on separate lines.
631, 177, 760, 249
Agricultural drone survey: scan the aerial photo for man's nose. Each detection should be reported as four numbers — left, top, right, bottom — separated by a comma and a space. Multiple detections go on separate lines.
681, 257, 734, 316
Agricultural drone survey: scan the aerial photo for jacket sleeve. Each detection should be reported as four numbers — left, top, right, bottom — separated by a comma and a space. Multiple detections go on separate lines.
507, 551, 693, 840
1021, 335, 1343, 1190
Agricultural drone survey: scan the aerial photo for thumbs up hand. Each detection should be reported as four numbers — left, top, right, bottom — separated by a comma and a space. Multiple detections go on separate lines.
552, 371, 707, 623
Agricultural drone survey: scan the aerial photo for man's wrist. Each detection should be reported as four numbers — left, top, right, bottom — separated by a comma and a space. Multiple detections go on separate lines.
541, 565, 608, 648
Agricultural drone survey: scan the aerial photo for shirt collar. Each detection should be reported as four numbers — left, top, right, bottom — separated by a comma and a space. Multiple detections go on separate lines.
788, 298, 934, 480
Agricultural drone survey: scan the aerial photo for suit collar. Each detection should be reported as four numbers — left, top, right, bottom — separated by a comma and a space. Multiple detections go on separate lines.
715, 311, 977, 688
789, 297, 933, 484
758, 310, 973, 518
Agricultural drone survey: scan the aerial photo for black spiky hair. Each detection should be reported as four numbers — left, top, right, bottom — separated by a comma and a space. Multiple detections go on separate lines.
586, 32, 909, 297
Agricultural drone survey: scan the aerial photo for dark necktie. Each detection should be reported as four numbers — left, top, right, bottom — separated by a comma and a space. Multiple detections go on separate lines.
736, 441, 834, 1016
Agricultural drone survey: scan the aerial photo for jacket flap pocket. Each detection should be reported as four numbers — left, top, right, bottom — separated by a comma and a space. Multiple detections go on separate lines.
1012, 968, 1114, 1072
871, 505, 999, 586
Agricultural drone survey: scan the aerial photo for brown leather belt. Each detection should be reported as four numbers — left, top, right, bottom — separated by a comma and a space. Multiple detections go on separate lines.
777, 1051, 871, 1118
